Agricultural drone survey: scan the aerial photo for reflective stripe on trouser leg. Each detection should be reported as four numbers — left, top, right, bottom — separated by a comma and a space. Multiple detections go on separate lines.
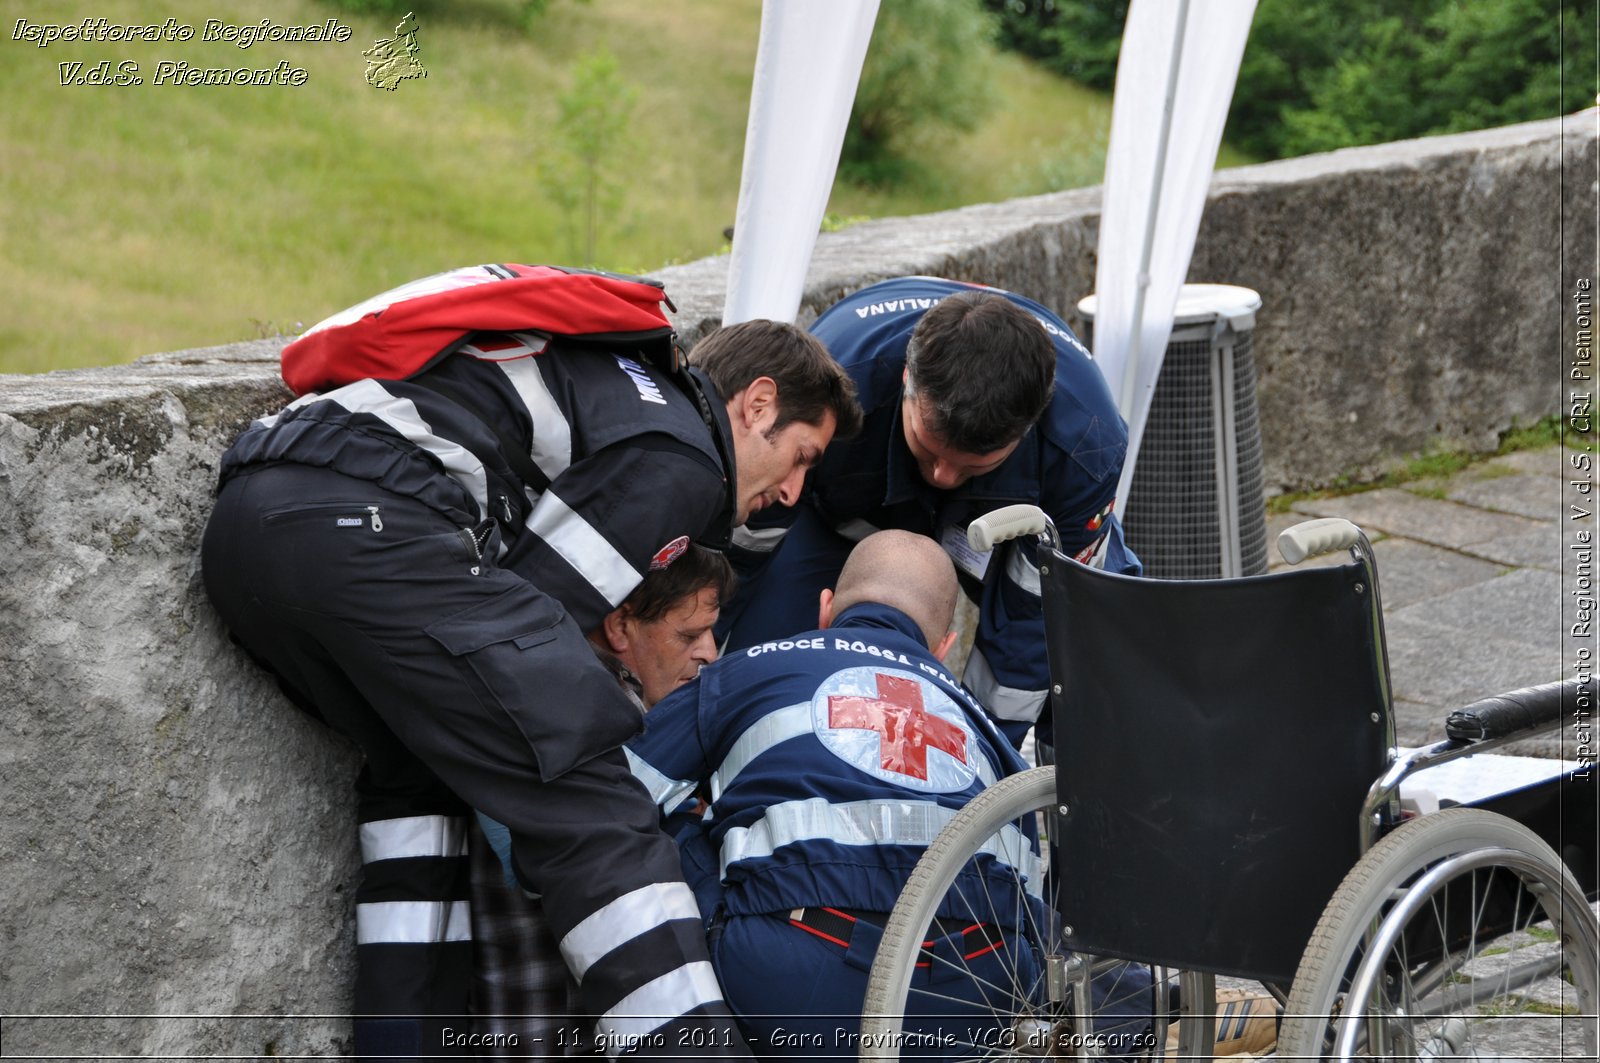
354, 811, 473, 1058
561, 883, 727, 1052
519, 751, 747, 1058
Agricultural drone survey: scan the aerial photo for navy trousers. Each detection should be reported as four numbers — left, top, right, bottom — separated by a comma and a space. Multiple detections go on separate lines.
709, 910, 1152, 1059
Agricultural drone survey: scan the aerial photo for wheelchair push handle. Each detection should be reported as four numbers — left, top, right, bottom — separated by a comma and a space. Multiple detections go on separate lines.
967, 504, 1058, 553
1277, 517, 1363, 565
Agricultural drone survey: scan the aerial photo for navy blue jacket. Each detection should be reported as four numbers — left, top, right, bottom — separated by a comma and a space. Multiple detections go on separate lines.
742, 277, 1136, 734
626, 603, 1040, 925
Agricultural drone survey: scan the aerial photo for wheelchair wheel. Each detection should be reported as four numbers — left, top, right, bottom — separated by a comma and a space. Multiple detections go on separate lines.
859, 766, 1216, 1060
1280, 807, 1600, 1061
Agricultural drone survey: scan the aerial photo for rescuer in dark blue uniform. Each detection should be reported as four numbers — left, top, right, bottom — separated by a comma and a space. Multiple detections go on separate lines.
201, 289, 861, 1062
628, 532, 1154, 1058
718, 277, 1138, 751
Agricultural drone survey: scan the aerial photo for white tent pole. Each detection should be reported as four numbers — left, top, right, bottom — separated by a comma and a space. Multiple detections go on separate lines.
1116, 0, 1191, 420
722, 0, 879, 325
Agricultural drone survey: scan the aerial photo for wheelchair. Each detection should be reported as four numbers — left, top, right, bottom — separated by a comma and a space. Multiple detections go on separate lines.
860, 505, 1598, 1061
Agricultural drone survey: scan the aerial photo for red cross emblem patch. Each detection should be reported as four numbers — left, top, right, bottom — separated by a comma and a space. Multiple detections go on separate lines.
813, 666, 976, 792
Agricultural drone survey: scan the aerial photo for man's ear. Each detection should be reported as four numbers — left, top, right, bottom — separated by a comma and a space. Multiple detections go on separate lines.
933, 629, 958, 662
738, 376, 779, 431
600, 608, 631, 654
818, 588, 835, 630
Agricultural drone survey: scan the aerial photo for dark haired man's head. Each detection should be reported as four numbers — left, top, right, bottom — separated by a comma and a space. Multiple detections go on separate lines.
623, 545, 738, 625
901, 291, 1055, 486
692, 320, 863, 523
595, 545, 736, 707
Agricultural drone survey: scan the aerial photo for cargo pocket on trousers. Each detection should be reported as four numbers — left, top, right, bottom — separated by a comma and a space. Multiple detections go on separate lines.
424, 586, 644, 782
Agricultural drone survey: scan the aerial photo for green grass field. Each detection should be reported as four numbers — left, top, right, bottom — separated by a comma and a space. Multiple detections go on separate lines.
1, 0, 1252, 374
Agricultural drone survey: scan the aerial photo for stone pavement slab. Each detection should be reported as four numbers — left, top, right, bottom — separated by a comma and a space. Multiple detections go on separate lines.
1367, 538, 1505, 610
1381, 612, 1561, 735
1192, 447, 1577, 762
1389, 567, 1563, 649
1390, 695, 1451, 747
1466, 524, 1564, 570
1293, 488, 1546, 548
1447, 473, 1564, 520
1492, 446, 1588, 478
1268, 511, 1506, 605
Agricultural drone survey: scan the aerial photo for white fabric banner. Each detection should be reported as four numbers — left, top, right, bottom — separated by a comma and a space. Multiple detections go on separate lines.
1093, 0, 1257, 509
722, 0, 880, 325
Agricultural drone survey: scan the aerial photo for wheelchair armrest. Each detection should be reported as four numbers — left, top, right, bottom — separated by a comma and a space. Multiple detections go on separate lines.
1444, 677, 1594, 742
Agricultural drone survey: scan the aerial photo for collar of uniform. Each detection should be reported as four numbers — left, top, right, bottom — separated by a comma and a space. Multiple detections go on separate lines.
880, 386, 925, 508
686, 365, 737, 551
592, 645, 648, 714
831, 601, 930, 650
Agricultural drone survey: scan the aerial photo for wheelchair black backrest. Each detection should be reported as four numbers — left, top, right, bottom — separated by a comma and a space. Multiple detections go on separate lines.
1043, 552, 1390, 985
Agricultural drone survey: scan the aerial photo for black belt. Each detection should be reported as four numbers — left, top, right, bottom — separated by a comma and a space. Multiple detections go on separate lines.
787, 907, 1007, 964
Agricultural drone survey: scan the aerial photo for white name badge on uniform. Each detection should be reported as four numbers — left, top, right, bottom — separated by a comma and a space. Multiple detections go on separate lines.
940, 523, 992, 582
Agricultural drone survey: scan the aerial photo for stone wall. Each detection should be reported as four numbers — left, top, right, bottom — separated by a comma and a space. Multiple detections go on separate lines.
1, 112, 1592, 1054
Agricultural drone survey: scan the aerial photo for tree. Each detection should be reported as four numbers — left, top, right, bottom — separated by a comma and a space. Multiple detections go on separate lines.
982, 0, 1125, 89
1275, 0, 1595, 156
843, 0, 1000, 185
537, 48, 636, 266
982, 0, 1598, 161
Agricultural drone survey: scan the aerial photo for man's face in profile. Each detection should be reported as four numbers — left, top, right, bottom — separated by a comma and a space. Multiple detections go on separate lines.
614, 586, 721, 707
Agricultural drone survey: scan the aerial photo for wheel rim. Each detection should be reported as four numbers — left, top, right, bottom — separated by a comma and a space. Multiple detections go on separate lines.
1334, 847, 1599, 1061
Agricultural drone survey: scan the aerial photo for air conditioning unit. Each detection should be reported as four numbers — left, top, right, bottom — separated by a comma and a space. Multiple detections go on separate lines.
1077, 284, 1267, 579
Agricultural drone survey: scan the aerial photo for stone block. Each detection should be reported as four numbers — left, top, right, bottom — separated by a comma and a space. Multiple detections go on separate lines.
1293, 489, 1546, 549
1366, 537, 1505, 611
1494, 446, 1588, 479
1448, 473, 1564, 520
1381, 612, 1561, 717
1467, 525, 1564, 571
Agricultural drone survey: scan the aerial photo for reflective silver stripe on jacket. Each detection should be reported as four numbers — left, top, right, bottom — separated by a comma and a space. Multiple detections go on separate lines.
525, 490, 641, 609
356, 899, 472, 944
835, 518, 881, 543
710, 703, 1000, 800
559, 882, 701, 981
1005, 543, 1042, 596
359, 814, 468, 864
731, 524, 788, 553
964, 646, 1048, 723
718, 797, 1041, 900
594, 962, 726, 1059
261, 379, 492, 520
624, 747, 697, 814
709, 703, 811, 802
492, 354, 573, 484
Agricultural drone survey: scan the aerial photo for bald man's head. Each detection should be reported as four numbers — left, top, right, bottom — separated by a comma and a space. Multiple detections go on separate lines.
828, 530, 959, 649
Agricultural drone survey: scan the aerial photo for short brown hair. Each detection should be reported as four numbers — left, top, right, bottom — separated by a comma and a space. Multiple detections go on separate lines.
905, 291, 1055, 453
691, 320, 863, 440
623, 545, 737, 623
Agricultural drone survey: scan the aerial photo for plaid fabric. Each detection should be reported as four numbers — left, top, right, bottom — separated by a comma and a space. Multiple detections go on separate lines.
466, 660, 642, 1056
468, 821, 585, 1057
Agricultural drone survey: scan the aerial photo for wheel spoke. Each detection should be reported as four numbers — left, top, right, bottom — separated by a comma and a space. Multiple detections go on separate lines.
1281, 811, 1600, 1063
